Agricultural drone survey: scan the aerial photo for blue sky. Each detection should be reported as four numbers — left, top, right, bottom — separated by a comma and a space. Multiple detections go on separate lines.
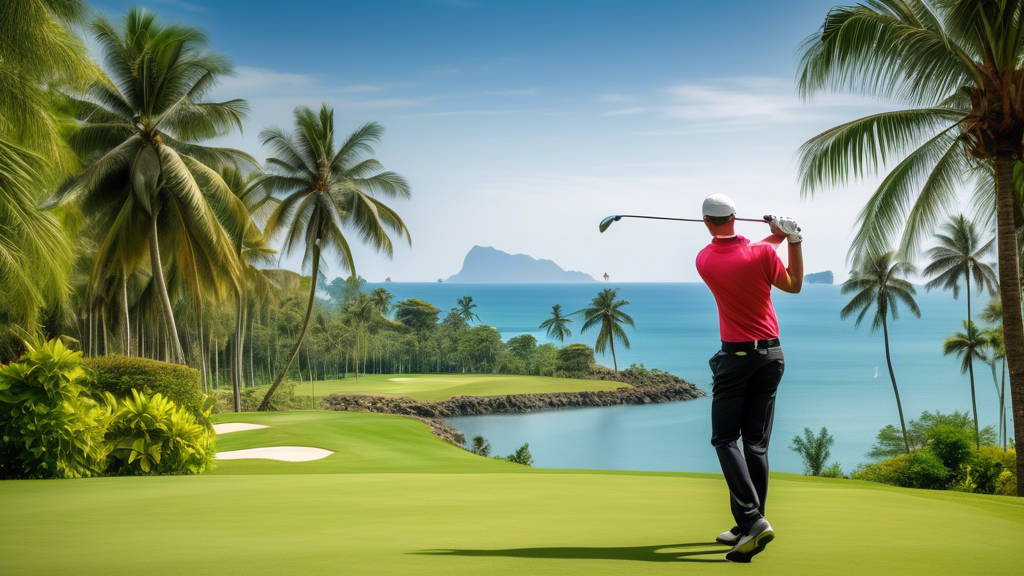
90, 0, 905, 282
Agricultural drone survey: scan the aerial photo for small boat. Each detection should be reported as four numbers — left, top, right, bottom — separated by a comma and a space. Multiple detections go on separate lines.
874, 367, 879, 379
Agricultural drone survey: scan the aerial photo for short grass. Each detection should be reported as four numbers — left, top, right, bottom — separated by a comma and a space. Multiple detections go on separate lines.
290, 372, 628, 402
2, 411, 1021, 576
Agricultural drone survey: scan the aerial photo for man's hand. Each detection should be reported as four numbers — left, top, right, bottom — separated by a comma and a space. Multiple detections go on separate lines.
765, 215, 802, 244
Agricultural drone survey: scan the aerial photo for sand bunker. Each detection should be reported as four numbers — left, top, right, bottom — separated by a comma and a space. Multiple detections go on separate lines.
387, 377, 414, 382
212, 423, 269, 435
215, 446, 334, 462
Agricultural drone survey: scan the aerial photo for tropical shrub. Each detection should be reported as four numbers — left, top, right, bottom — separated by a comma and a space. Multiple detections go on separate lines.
555, 344, 595, 376
504, 443, 534, 466
105, 389, 214, 476
791, 427, 835, 476
852, 450, 949, 490
241, 382, 299, 412
0, 339, 110, 479
84, 356, 204, 417
469, 435, 491, 457
956, 446, 1017, 495
821, 463, 846, 479
925, 425, 975, 481
869, 411, 996, 459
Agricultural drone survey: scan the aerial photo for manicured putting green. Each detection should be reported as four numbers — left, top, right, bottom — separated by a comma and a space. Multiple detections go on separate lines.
2, 411, 1021, 575
291, 372, 628, 401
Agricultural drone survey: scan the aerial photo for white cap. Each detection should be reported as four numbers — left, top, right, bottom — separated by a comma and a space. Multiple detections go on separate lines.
702, 193, 736, 217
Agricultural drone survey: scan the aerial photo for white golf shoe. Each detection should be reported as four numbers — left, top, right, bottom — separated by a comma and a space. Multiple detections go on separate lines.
725, 518, 774, 563
715, 526, 741, 546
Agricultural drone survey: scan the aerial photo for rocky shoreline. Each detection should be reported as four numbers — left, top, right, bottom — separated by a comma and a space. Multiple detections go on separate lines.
321, 369, 706, 446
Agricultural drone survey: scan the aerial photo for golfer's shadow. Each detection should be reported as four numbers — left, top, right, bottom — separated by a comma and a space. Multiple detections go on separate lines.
415, 542, 727, 563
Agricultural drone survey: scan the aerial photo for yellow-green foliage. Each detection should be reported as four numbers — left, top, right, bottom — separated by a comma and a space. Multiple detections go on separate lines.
851, 450, 949, 490
105, 389, 214, 475
84, 355, 204, 417
0, 339, 110, 479
964, 446, 1017, 496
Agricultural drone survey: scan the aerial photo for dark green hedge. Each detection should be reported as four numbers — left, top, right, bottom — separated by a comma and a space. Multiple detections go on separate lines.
556, 343, 595, 375
83, 356, 203, 416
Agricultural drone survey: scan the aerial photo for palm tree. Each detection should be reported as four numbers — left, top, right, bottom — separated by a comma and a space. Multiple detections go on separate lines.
841, 251, 920, 454
1, 0, 96, 172
575, 288, 634, 374
58, 9, 250, 364
538, 304, 573, 342
944, 320, 989, 448
981, 297, 1009, 449
982, 326, 1007, 449
216, 166, 278, 411
370, 287, 393, 317
456, 296, 480, 324
0, 1, 91, 341
798, 0, 1024, 493
924, 214, 998, 329
343, 292, 377, 381
256, 104, 410, 411
924, 214, 998, 433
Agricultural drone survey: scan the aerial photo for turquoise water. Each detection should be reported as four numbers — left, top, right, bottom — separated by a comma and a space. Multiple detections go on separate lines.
364, 282, 1010, 474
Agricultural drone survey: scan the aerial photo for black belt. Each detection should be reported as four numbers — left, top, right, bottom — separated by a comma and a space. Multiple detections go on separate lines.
721, 338, 780, 353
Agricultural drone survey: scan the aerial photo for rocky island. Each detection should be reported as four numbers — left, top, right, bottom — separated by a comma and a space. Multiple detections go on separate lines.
446, 245, 596, 283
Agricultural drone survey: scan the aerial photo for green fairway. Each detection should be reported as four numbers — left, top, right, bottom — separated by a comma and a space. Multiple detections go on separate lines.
2, 411, 1021, 576
291, 372, 628, 401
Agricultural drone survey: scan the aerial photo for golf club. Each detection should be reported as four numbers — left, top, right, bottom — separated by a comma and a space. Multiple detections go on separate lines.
599, 214, 770, 233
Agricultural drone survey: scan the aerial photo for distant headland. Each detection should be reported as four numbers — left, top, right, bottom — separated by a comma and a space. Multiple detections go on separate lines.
805, 271, 834, 284
446, 246, 596, 283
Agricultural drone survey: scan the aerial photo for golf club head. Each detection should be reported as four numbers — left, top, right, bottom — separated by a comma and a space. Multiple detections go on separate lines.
599, 215, 621, 233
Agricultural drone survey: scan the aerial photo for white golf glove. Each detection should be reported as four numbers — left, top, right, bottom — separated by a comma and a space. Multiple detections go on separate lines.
766, 215, 802, 243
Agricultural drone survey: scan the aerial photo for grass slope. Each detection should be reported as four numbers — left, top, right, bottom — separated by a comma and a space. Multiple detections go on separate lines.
2, 411, 1021, 576
291, 373, 628, 401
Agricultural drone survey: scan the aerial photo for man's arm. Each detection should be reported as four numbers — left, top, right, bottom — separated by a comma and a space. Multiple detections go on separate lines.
766, 217, 803, 294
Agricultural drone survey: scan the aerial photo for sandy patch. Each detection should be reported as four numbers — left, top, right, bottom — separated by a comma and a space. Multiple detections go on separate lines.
215, 446, 334, 462
387, 378, 414, 382
213, 423, 269, 435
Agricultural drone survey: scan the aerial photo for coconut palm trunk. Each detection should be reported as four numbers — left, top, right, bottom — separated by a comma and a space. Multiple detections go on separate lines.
121, 271, 130, 355
882, 315, 910, 454
232, 289, 244, 412
608, 325, 618, 374
149, 206, 184, 364
258, 243, 320, 411
966, 271, 980, 449
994, 159, 1024, 495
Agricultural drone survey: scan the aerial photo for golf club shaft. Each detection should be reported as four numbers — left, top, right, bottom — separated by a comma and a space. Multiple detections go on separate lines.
615, 214, 766, 223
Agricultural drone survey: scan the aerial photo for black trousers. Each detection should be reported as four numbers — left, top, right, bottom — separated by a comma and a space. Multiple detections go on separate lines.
709, 346, 784, 534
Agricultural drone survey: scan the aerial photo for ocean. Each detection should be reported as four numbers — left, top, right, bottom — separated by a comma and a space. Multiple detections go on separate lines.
363, 281, 1009, 474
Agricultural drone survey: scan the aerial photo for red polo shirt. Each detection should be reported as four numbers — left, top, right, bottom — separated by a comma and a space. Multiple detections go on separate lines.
696, 235, 787, 342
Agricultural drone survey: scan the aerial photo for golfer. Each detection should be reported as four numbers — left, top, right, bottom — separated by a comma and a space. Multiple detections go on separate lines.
695, 193, 803, 563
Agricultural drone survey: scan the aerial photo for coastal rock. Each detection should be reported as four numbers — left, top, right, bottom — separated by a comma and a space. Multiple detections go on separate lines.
321, 377, 705, 445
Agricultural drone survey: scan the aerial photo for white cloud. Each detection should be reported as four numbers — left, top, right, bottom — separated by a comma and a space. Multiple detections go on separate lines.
602, 107, 647, 117
219, 66, 316, 92
598, 93, 635, 103
655, 77, 890, 128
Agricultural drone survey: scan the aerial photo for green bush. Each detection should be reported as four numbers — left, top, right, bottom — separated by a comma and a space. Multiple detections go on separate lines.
84, 355, 204, 417
105, 389, 214, 476
821, 463, 846, 478
503, 443, 534, 466
556, 343, 595, 376
925, 425, 975, 475
241, 382, 299, 412
0, 339, 110, 479
956, 446, 1017, 495
852, 450, 949, 490
790, 427, 834, 476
